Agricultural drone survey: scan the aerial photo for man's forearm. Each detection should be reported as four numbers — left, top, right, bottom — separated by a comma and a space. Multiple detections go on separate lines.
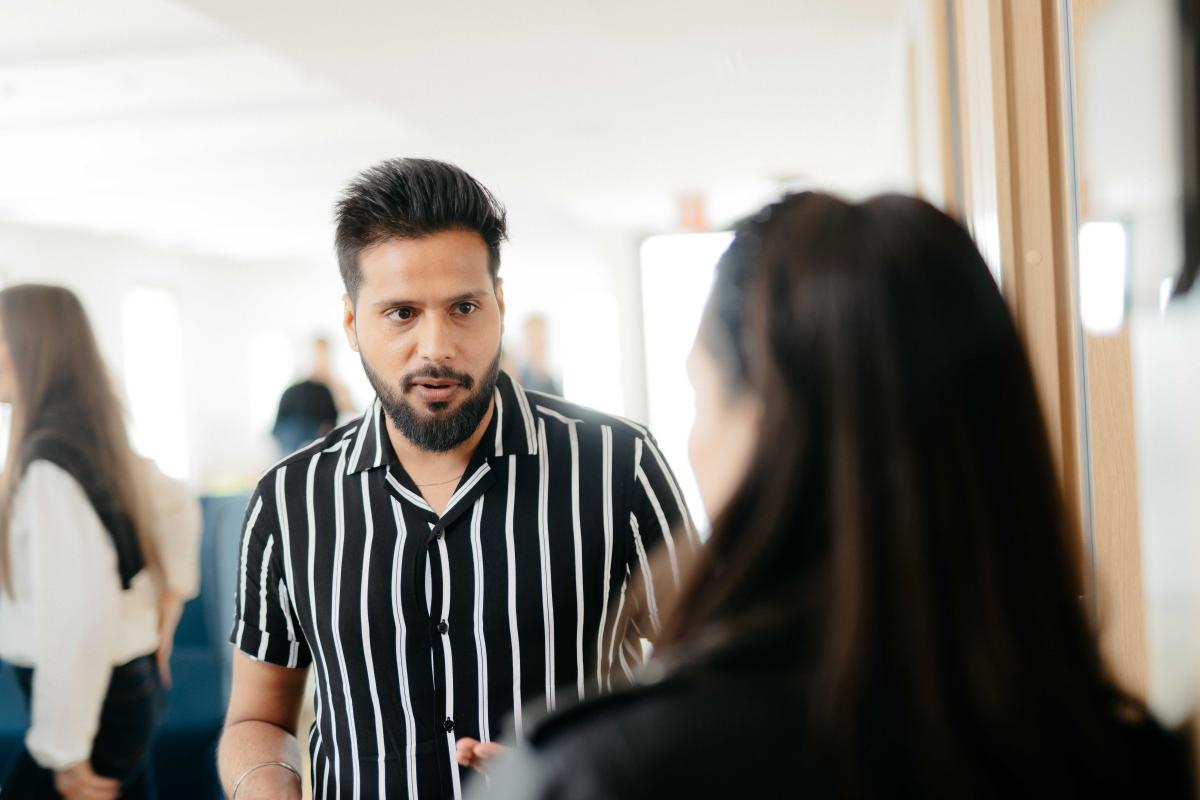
218, 720, 304, 799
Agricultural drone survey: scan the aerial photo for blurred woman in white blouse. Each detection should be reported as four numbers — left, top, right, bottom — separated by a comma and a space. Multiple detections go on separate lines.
0, 284, 200, 800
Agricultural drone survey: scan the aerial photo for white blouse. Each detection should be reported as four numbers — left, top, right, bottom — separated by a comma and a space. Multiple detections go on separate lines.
0, 458, 201, 771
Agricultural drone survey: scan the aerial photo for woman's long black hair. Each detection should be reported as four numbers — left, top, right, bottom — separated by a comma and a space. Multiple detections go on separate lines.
657, 192, 1165, 796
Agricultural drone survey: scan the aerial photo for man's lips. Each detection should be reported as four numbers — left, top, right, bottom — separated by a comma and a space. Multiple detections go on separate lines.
410, 380, 461, 403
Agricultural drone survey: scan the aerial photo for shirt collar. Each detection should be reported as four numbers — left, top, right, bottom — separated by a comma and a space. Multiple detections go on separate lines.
489, 370, 540, 460
345, 370, 538, 477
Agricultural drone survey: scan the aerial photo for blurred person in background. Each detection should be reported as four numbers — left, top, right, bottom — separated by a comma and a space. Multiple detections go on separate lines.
219, 158, 694, 799
0, 284, 201, 800
478, 193, 1193, 798
271, 337, 356, 456
516, 314, 561, 397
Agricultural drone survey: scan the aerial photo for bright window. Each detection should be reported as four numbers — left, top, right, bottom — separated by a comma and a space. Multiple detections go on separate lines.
639, 232, 733, 534
122, 286, 190, 478
560, 291, 625, 417
1079, 221, 1129, 335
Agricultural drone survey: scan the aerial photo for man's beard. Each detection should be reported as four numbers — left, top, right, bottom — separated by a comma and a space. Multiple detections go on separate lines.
363, 351, 501, 453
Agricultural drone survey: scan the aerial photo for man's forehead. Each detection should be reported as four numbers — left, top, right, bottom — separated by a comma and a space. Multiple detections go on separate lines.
360, 230, 488, 265
358, 236, 492, 297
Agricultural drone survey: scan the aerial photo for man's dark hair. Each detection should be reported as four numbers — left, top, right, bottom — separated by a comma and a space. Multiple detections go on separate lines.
334, 158, 508, 299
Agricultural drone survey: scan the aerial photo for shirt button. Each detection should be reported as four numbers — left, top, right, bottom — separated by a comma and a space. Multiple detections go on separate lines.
437, 619, 449, 635
443, 717, 455, 733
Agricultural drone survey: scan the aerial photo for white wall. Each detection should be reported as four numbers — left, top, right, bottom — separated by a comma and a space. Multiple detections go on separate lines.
902, 0, 950, 209
0, 221, 355, 489
487, 193, 643, 424
0, 211, 644, 490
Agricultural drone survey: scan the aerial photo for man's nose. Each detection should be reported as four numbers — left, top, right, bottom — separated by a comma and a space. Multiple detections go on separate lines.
416, 314, 454, 363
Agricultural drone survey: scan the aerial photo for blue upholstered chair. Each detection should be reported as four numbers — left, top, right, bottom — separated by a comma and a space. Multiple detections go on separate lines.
151, 493, 247, 798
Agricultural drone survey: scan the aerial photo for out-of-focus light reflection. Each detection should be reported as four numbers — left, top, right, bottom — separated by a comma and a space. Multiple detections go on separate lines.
1079, 220, 1128, 335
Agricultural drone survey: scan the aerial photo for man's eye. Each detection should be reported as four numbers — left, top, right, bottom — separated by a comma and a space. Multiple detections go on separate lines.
390, 308, 414, 321
456, 303, 477, 315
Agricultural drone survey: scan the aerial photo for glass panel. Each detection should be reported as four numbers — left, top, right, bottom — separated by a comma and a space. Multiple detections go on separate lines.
1072, 0, 1198, 721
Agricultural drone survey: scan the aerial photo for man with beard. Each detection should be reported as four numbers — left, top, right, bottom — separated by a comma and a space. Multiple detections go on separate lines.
218, 159, 695, 800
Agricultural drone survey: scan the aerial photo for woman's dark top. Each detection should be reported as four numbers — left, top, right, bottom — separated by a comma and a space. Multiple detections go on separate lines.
478, 643, 1194, 800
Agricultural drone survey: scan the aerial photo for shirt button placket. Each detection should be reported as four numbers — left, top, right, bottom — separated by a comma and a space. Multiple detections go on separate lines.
429, 520, 453, 742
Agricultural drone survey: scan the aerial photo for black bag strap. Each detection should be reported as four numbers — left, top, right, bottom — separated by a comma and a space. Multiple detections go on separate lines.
21, 433, 144, 590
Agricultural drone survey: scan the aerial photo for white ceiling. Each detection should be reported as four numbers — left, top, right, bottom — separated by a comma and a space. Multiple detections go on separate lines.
0, 0, 911, 262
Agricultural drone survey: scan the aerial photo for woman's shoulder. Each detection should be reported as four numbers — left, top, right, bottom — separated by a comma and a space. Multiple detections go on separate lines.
1113, 711, 1195, 797
11, 460, 108, 551
483, 671, 823, 800
18, 457, 87, 496
134, 454, 189, 500
18, 432, 96, 497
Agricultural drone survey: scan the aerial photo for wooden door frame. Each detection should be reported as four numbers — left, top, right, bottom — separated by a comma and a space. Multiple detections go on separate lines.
944, 0, 1148, 695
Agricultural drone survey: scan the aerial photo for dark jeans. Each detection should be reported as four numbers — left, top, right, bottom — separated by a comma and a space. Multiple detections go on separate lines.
2, 654, 165, 799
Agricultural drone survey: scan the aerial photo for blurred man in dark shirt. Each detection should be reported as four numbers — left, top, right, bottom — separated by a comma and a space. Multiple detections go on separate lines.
271, 338, 351, 454
516, 314, 561, 396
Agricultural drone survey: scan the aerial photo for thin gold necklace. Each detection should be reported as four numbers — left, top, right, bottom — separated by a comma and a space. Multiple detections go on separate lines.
414, 472, 464, 488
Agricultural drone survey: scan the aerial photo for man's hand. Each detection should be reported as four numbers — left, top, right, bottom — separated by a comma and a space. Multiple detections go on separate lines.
455, 738, 508, 774
54, 761, 120, 800
156, 589, 184, 689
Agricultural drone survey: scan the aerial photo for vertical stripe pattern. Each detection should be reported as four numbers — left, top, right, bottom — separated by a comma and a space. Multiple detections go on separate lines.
229, 373, 690, 798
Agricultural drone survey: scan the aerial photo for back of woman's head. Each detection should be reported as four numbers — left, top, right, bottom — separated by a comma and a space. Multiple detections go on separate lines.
663, 193, 1154, 796
0, 284, 159, 592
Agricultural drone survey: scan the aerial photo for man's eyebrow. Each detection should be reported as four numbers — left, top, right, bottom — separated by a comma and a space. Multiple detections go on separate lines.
370, 297, 420, 311
446, 291, 489, 304
370, 291, 489, 311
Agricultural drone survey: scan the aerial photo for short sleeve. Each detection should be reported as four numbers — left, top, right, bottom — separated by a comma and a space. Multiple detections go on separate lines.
229, 483, 311, 668
141, 459, 202, 599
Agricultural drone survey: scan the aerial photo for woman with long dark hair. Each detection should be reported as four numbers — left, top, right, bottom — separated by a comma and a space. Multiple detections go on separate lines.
478, 193, 1192, 797
0, 284, 200, 799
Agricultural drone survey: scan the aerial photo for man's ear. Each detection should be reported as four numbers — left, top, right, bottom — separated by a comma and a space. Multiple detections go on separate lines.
342, 293, 359, 352
495, 277, 506, 333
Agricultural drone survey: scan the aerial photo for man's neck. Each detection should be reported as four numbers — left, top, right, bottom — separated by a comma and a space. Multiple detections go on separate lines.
384, 399, 495, 489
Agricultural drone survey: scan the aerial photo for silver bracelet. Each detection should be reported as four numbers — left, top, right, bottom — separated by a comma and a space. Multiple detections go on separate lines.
230, 761, 302, 799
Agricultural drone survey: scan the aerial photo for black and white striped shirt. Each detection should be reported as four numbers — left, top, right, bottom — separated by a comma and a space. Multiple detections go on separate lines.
231, 372, 694, 799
